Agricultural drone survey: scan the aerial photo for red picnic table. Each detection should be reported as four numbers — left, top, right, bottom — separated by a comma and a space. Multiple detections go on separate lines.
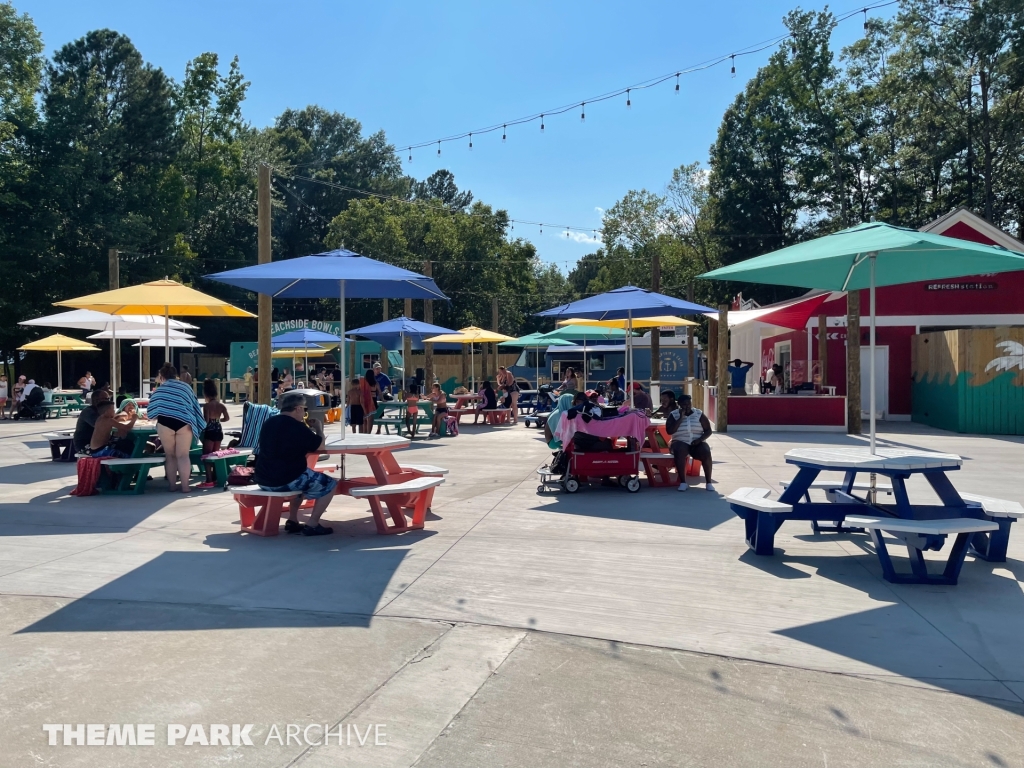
320, 433, 447, 534
640, 419, 701, 487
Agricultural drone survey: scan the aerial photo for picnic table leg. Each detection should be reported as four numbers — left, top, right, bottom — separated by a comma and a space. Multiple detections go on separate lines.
744, 511, 780, 556
923, 472, 967, 509
365, 451, 412, 528
889, 477, 913, 517
778, 467, 818, 505
969, 518, 1011, 562
133, 465, 154, 495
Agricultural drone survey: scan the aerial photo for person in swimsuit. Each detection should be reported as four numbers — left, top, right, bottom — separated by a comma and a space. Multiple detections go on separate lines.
145, 363, 206, 493
428, 383, 447, 438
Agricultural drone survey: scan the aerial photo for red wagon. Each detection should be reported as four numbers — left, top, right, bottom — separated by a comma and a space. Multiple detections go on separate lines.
537, 436, 642, 494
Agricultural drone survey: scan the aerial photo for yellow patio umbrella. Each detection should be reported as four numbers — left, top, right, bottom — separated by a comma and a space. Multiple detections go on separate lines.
54, 280, 255, 382
556, 317, 697, 396
18, 333, 100, 390
424, 326, 517, 390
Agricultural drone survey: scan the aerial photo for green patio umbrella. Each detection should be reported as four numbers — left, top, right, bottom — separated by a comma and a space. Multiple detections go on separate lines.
538, 325, 629, 389
498, 333, 575, 390
701, 222, 1024, 451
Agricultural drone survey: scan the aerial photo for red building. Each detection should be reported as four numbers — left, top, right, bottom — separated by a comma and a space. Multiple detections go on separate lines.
749, 208, 1024, 422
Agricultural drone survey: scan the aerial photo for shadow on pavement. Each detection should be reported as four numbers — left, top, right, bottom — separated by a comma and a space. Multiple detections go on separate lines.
17, 528, 437, 633
532, 487, 734, 531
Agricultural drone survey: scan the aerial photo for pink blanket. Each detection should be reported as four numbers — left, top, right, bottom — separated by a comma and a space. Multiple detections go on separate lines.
555, 410, 650, 447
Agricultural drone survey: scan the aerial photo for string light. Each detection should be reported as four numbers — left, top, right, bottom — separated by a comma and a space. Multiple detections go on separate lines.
408, 149, 412, 162
540, 114, 545, 131
863, 7, 868, 29
437, 140, 441, 157
539, 224, 543, 235
469, 132, 473, 150
391, 1, 897, 159
580, 102, 585, 122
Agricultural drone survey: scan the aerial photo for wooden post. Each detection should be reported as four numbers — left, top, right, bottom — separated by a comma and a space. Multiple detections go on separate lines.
491, 297, 499, 384
687, 283, 696, 379
461, 345, 469, 388
403, 298, 413, 389
708, 319, 718, 386
108, 248, 120, 391
847, 290, 862, 434
818, 314, 828, 387
256, 163, 272, 405
381, 298, 389, 372
423, 261, 434, 384
651, 252, 659, 385
716, 304, 729, 432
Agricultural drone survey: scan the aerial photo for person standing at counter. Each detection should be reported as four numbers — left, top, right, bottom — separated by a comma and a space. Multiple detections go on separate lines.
727, 359, 754, 396
768, 364, 784, 394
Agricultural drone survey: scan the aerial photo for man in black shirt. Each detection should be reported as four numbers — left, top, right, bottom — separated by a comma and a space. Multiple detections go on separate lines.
72, 389, 111, 453
254, 392, 337, 536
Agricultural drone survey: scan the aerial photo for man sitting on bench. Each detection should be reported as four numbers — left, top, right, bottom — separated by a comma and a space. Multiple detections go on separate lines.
664, 391, 715, 493
253, 391, 337, 537
85, 400, 137, 458
73, 389, 110, 454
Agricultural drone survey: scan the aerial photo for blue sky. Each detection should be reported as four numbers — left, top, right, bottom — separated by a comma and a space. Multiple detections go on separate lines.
17, 0, 891, 269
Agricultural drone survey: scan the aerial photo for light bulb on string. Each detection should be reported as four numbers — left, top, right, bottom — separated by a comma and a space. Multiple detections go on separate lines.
502, 124, 506, 142
468, 132, 473, 150
437, 141, 441, 157
539, 224, 543, 235
862, 7, 868, 30
408, 149, 412, 163
626, 88, 631, 108
580, 102, 585, 122
730, 55, 736, 77
566, 228, 570, 238
675, 74, 680, 93
540, 114, 545, 131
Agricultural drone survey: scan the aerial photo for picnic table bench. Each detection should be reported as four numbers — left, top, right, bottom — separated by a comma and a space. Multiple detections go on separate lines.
98, 456, 166, 494
349, 476, 444, 534
846, 514, 998, 585
229, 486, 302, 536
43, 431, 76, 462
202, 448, 253, 487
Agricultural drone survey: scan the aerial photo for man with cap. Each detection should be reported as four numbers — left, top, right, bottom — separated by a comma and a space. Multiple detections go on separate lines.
663, 390, 715, 493
254, 391, 337, 535
373, 361, 392, 399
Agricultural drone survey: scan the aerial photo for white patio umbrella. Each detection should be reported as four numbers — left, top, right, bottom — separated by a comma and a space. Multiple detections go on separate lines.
20, 310, 197, 392
93, 328, 197, 392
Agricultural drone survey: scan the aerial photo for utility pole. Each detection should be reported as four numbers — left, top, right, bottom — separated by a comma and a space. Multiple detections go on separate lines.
423, 261, 434, 384
257, 163, 272, 404
491, 297, 499, 382
847, 291, 862, 434
650, 251, 661, 388
716, 303, 730, 432
108, 248, 120, 391
404, 298, 413, 390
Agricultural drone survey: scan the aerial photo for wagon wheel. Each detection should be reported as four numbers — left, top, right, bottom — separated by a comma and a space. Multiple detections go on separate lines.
626, 477, 641, 493
564, 477, 580, 493
618, 475, 629, 487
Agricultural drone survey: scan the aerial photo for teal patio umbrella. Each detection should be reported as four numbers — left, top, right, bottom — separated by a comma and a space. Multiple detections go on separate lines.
701, 222, 1024, 451
498, 333, 575, 390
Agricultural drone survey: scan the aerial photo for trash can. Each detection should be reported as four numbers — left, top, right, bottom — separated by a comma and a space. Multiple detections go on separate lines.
290, 388, 330, 425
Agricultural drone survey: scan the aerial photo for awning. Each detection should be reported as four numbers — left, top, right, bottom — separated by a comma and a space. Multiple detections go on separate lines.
706, 292, 840, 330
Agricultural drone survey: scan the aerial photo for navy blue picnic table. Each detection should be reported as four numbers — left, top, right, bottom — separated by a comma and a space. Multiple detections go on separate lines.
733, 447, 1014, 565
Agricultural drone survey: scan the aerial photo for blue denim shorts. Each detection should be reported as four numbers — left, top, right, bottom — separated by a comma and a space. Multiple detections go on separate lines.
261, 468, 337, 500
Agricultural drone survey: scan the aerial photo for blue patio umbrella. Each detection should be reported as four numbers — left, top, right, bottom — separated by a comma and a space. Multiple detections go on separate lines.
347, 317, 457, 385
207, 250, 447, 437
536, 286, 716, 404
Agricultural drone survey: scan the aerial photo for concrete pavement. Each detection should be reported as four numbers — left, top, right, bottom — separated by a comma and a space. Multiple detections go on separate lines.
0, 408, 1021, 766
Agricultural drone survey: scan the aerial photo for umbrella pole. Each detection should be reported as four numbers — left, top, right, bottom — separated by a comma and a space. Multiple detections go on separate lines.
470, 343, 475, 392
111, 323, 117, 395
339, 280, 346, 441
164, 309, 170, 365
535, 345, 539, 390
139, 343, 143, 396
58, 351, 62, 391
622, 311, 630, 411
304, 343, 309, 386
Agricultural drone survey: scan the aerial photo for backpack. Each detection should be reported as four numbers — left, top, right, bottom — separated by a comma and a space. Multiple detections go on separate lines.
549, 449, 570, 476
444, 414, 459, 436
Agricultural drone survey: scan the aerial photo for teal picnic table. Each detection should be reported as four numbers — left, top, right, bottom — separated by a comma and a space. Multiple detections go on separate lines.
98, 422, 203, 493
